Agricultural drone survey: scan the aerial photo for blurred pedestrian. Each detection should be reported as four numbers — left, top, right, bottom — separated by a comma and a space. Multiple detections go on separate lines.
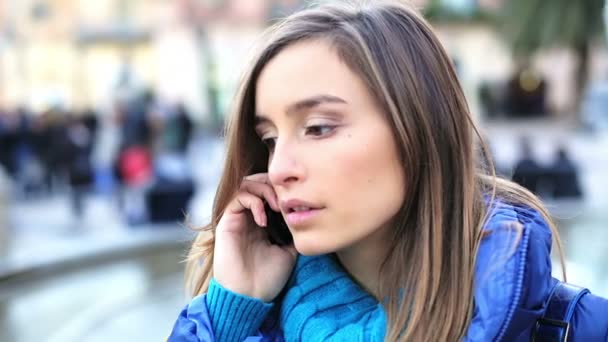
511, 137, 543, 194
549, 146, 583, 199
38, 108, 70, 193
169, 2, 608, 341
112, 92, 156, 224
0, 109, 20, 178
143, 101, 196, 223
169, 103, 194, 154
0, 165, 11, 257
64, 115, 95, 219
29, 111, 54, 195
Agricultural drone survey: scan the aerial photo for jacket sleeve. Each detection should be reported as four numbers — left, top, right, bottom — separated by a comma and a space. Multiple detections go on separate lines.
168, 278, 274, 342
571, 291, 608, 341
168, 294, 215, 342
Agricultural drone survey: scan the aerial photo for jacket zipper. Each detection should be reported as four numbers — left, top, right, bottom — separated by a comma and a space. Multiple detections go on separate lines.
495, 224, 531, 342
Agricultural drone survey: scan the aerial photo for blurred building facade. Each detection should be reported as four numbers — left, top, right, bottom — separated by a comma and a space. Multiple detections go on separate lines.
0, 0, 607, 122
1, 0, 157, 112
0, 0, 264, 122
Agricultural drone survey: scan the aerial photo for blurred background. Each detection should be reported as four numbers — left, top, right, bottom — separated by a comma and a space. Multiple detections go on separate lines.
0, 0, 607, 340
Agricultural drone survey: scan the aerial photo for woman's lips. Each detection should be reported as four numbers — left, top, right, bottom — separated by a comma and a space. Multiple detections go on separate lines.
285, 208, 323, 226
279, 198, 324, 227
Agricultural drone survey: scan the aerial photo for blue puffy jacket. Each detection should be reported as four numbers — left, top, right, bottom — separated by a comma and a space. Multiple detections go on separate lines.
169, 203, 608, 341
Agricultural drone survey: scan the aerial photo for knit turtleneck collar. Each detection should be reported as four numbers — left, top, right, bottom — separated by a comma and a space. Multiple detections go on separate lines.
278, 254, 387, 341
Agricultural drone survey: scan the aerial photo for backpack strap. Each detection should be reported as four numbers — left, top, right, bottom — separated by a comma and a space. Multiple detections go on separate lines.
532, 282, 590, 342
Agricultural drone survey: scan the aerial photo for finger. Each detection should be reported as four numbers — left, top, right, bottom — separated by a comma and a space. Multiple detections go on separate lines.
228, 191, 267, 227
240, 180, 279, 211
243, 173, 271, 185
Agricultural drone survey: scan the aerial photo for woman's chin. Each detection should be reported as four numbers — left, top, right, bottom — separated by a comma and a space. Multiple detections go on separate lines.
292, 236, 337, 256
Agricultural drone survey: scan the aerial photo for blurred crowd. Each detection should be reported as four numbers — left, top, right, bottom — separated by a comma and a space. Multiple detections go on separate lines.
0, 89, 196, 225
508, 138, 583, 200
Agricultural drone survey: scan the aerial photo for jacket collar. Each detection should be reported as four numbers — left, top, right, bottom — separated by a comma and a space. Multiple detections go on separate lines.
465, 203, 554, 341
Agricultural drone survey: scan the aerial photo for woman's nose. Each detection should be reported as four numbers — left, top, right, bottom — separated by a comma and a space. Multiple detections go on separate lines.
267, 141, 305, 187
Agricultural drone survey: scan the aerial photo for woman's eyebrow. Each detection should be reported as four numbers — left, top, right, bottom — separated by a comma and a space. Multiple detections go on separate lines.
255, 94, 347, 124
286, 94, 347, 115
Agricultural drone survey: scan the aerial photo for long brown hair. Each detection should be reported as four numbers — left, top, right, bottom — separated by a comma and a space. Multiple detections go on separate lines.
185, 1, 565, 340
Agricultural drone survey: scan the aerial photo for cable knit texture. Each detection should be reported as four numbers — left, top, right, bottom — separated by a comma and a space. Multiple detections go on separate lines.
278, 254, 386, 341
204, 254, 386, 341
205, 278, 273, 342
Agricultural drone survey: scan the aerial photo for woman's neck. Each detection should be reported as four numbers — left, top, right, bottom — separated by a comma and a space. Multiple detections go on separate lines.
335, 225, 392, 298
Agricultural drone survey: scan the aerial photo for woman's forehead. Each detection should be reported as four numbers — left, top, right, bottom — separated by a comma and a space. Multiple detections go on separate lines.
254, 41, 369, 115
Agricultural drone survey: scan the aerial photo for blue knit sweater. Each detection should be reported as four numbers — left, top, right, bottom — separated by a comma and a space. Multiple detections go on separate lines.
206, 254, 386, 341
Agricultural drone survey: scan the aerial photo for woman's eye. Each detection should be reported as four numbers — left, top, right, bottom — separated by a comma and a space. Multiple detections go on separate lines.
305, 125, 335, 137
261, 137, 276, 150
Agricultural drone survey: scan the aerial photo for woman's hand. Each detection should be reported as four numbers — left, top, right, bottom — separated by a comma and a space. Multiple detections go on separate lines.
213, 173, 297, 302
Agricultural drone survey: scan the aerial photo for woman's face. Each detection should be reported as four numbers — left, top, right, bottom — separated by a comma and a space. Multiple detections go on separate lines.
255, 40, 405, 255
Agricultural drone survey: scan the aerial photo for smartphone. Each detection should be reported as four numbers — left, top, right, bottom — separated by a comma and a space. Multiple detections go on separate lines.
264, 202, 293, 246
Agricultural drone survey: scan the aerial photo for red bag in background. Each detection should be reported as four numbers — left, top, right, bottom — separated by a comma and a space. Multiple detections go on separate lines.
119, 146, 152, 186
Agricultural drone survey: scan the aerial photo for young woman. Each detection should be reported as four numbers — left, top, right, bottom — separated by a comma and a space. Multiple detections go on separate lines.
169, 1, 608, 341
